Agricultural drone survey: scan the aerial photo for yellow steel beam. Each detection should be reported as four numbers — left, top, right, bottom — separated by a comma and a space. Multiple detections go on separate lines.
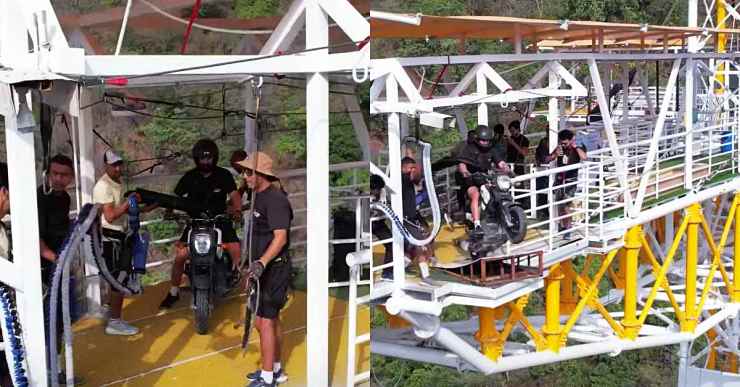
734, 192, 740, 302
683, 204, 703, 332
543, 263, 564, 351
637, 217, 689, 328
708, 328, 719, 369
717, 0, 727, 93
561, 260, 578, 314
560, 250, 618, 341
639, 232, 685, 321
622, 226, 642, 339
506, 296, 547, 351
476, 307, 501, 360
696, 195, 737, 313
564, 263, 625, 337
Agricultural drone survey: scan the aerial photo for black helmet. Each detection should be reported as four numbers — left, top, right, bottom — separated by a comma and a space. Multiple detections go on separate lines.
192, 138, 219, 163
475, 125, 493, 142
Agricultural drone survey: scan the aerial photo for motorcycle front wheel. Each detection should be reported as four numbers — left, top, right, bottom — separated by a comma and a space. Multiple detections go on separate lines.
194, 289, 210, 335
505, 206, 527, 244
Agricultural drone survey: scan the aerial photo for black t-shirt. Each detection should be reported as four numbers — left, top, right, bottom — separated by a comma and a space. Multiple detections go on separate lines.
557, 144, 587, 181
250, 186, 293, 262
455, 142, 504, 173
37, 187, 71, 252
401, 173, 417, 222
174, 167, 237, 217
37, 187, 71, 281
535, 138, 550, 165
506, 134, 530, 164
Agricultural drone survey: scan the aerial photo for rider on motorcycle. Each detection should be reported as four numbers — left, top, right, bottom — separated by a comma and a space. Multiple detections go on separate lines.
455, 125, 509, 233
159, 139, 242, 309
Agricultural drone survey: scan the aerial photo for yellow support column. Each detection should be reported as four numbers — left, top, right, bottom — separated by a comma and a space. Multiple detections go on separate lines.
622, 226, 642, 339
543, 263, 563, 351
561, 260, 578, 314
476, 307, 503, 360
734, 193, 740, 302
717, 0, 727, 94
615, 249, 627, 289
683, 204, 702, 332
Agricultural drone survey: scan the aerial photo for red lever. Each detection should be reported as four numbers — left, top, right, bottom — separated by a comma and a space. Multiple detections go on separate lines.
105, 77, 129, 86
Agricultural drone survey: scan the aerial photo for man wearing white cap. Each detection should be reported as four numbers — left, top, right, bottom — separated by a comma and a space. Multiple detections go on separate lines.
93, 149, 154, 335
239, 151, 293, 387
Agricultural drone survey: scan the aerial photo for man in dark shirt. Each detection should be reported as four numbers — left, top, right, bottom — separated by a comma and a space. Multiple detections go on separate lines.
36, 154, 86, 384
505, 120, 530, 176
238, 151, 293, 387
400, 157, 433, 281
534, 134, 551, 219
543, 129, 587, 234
456, 125, 508, 230
38, 155, 74, 283
160, 139, 242, 309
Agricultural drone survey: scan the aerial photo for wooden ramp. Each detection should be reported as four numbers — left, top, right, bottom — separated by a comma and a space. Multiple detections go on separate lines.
72, 282, 369, 386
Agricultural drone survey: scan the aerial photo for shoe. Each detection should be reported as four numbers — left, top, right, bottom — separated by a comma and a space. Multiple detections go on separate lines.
105, 319, 139, 336
247, 369, 287, 384
159, 292, 180, 309
470, 225, 484, 239
247, 376, 276, 387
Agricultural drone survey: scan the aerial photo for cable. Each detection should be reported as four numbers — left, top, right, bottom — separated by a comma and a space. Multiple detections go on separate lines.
180, 0, 203, 54
0, 285, 28, 387
138, 0, 272, 36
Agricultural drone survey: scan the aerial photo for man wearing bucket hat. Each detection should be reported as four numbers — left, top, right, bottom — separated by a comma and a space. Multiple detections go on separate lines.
239, 151, 293, 387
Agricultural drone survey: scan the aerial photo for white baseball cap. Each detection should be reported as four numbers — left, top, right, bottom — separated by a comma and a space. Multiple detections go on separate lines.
103, 149, 123, 165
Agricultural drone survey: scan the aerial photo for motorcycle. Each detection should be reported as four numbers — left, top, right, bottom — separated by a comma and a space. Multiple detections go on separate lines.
463, 170, 527, 257
182, 212, 239, 334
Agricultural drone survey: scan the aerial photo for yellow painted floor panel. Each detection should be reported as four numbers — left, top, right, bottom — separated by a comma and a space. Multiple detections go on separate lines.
72, 283, 369, 386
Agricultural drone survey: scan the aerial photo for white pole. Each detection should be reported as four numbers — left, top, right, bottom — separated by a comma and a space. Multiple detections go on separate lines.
477, 65, 488, 126
2, 84, 49, 386
244, 84, 257, 154
548, 69, 559, 238
386, 74, 406, 289
677, 341, 690, 386
114, 0, 133, 55
686, 0, 698, 190
75, 86, 102, 314
305, 0, 329, 384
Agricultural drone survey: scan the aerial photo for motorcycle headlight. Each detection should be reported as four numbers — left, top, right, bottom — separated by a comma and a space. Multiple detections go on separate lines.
496, 175, 512, 191
192, 233, 212, 255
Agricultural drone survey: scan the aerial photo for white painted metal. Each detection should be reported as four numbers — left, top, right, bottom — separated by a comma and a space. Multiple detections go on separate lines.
1, 83, 48, 386
385, 74, 406, 289
305, 0, 330, 383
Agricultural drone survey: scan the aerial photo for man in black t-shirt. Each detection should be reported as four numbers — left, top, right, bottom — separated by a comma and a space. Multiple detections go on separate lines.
456, 125, 508, 231
543, 130, 587, 234
160, 139, 242, 309
237, 151, 293, 387
38, 155, 75, 284
505, 120, 530, 176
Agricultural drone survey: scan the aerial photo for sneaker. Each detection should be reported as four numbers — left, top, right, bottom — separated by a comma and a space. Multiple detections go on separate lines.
105, 319, 139, 336
247, 369, 287, 384
159, 292, 180, 309
247, 376, 276, 387
381, 269, 393, 281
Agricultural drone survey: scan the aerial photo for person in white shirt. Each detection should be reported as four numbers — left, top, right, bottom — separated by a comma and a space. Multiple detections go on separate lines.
93, 150, 156, 336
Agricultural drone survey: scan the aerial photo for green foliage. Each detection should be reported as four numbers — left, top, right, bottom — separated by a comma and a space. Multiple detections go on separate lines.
234, 0, 279, 19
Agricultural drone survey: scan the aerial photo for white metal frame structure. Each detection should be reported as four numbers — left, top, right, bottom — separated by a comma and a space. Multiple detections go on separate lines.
0, 0, 369, 385
369, 4, 740, 386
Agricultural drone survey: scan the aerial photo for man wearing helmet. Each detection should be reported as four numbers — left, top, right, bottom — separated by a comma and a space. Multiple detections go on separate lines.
455, 124, 508, 231
160, 139, 242, 308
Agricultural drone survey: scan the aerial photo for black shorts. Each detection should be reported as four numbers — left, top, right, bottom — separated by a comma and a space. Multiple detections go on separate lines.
255, 258, 291, 319
179, 221, 239, 244
102, 229, 133, 289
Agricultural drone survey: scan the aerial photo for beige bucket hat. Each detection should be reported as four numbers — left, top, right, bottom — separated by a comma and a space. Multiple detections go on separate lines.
236, 151, 278, 180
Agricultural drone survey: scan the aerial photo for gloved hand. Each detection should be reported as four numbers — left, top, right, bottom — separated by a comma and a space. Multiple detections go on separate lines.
247, 261, 265, 279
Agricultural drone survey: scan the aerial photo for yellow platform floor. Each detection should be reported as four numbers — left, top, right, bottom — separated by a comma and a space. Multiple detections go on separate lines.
72, 282, 369, 386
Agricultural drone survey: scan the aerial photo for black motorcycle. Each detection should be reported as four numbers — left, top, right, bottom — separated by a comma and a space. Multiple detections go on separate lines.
464, 171, 527, 256
184, 212, 239, 334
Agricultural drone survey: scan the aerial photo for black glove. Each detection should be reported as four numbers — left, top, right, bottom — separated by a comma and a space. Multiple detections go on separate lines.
247, 261, 265, 279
